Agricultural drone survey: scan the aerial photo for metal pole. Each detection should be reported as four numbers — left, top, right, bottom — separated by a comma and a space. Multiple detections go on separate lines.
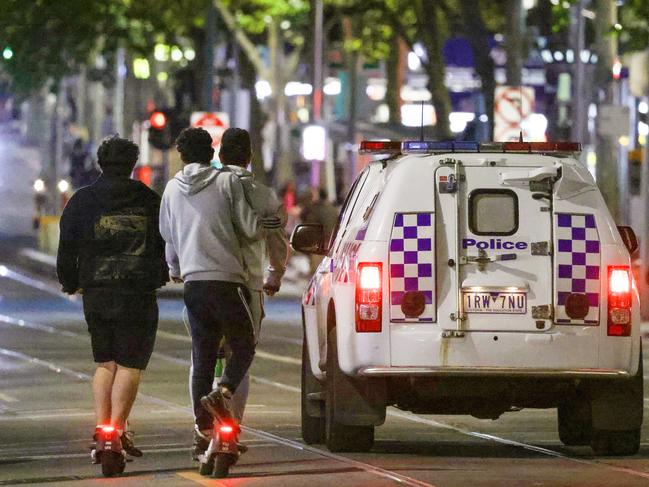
571, 0, 587, 143
641, 51, 649, 319
313, 0, 323, 122
114, 47, 125, 136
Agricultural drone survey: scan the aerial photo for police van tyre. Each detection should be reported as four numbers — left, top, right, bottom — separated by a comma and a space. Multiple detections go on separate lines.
302, 334, 326, 444
590, 349, 643, 456
557, 393, 592, 446
325, 327, 374, 453
100, 451, 125, 477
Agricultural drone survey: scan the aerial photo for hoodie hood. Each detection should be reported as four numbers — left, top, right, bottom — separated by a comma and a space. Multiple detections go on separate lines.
227, 165, 253, 180
174, 163, 220, 195
91, 174, 153, 211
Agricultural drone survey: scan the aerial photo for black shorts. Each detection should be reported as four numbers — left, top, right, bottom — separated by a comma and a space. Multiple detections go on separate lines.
83, 290, 158, 370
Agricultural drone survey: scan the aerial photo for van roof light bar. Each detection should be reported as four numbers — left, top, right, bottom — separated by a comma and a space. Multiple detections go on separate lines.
361, 140, 582, 155
359, 140, 402, 154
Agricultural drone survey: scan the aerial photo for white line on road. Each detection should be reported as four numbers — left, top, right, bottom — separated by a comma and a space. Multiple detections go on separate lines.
0, 342, 436, 487
0, 265, 77, 302
0, 392, 18, 402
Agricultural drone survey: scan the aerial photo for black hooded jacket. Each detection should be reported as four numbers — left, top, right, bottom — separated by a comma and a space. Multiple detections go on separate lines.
57, 174, 168, 293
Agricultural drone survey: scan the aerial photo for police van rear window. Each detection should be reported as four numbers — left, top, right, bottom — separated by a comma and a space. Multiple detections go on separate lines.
469, 189, 518, 236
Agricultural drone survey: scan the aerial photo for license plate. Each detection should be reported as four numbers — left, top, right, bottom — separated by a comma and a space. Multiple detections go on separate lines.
463, 292, 527, 314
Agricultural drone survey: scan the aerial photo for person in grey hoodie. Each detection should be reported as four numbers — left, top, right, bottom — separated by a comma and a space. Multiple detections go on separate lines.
159, 127, 274, 452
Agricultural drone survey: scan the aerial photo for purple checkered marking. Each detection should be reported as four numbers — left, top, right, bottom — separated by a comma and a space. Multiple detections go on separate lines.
389, 212, 436, 322
554, 213, 600, 325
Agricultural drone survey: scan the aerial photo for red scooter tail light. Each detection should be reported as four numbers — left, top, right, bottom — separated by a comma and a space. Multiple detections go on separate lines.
608, 266, 632, 336
355, 263, 382, 332
100, 425, 115, 434
219, 425, 234, 434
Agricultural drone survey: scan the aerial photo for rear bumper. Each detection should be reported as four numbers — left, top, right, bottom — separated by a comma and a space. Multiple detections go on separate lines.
358, 366, 631, 379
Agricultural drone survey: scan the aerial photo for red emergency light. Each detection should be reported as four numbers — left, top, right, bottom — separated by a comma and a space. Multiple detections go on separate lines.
608, 266, 632, 337
359, 141, 401, 154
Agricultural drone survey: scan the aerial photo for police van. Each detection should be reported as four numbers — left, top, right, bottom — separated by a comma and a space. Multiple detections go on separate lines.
291, 140, 642, 456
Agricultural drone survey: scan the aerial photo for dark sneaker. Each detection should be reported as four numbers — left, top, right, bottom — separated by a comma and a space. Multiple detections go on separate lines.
192, 427, 211, 461
200, 387, 235, 423
120, 431, 143, 457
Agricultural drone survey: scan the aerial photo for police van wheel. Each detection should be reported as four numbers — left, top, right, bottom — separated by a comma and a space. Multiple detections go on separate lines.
302, 335, 325, 444
591, 429, 640, 456
557, 395, 592, 446
325, 328, 374, 453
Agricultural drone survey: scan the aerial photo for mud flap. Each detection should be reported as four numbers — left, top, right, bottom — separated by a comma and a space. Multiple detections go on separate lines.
589, 351, 643, 431
328, 330, 386, 426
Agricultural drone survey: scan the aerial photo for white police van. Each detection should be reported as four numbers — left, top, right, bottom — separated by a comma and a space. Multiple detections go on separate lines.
291, 140, 642, 456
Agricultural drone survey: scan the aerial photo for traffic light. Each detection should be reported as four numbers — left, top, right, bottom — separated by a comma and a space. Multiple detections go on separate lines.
148, 109, 172, 150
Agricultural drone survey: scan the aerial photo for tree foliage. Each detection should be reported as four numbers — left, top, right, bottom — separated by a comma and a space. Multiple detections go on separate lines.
0, 0, 208, 95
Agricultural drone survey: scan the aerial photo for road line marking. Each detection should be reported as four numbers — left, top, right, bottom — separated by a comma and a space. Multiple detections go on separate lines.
0, 265, 77, 302
0, 392, 18, 402
0, 270, 300, 366
177, 471, 228, 486
0, 342, 435, 487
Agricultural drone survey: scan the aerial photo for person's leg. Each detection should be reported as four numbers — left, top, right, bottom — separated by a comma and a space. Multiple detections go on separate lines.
231, 290, 263, 421
184, 281, 223, 432
110, 365, 141, 430
93, 361, 116, 425
84, 291, 116, 427
219, 284, 256, 395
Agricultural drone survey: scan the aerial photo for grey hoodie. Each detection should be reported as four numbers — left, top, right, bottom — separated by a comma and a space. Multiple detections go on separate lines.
228, 165, 289, 291
159, 163, 262, 283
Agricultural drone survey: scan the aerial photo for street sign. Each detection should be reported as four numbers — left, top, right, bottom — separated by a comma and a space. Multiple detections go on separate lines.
597, 105, 630, 138
190, 111, 230, 148
494, 86, 535, 142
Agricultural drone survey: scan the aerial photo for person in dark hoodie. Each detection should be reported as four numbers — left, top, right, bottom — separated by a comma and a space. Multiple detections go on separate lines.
57, 136, 168, 460
159, 127, 275, 457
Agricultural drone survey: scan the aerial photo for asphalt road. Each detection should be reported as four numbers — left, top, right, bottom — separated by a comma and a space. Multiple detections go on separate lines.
2, 250, 649, 486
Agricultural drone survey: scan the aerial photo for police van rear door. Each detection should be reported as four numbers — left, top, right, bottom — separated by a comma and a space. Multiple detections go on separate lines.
437, 159, 556, 332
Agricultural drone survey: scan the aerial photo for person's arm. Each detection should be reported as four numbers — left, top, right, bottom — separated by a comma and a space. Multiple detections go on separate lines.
264, 201, 290, 295
229, 174, 265, 241
56, 195, 82, 294
159, 189, 181, 281
149, 192, 170, 286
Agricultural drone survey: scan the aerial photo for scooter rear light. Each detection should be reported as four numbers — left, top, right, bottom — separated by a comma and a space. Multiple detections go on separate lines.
219, 425, 234, 434
101, 425, 115, 434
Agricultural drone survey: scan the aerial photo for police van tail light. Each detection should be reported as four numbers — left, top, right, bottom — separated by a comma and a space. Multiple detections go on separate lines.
608, 266, 632, 337
356, 263, 382, 332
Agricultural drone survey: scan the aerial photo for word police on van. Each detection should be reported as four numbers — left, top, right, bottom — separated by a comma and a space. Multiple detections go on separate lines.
291, 140, 642, 456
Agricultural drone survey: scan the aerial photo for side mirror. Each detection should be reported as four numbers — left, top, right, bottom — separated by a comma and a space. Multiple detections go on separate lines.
290, 224, 327, 255
617, 226, 638, 255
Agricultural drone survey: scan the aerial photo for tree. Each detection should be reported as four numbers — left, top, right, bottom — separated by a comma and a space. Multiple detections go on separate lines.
211, 0, 309, 184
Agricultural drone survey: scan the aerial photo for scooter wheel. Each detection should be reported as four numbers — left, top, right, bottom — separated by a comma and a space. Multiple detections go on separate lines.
213, 453, 236, 478
100, 451, 125, 477
198, 454, 215, 476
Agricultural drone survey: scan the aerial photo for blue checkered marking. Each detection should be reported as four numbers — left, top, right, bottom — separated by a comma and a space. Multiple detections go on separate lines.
555, 213, 600, 325
389, 212, 436, 322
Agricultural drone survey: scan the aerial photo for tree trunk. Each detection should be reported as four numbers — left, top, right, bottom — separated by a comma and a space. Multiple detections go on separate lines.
594, 0, 619, 221
419, 4, 451, 139
460, 0, 495, 139
385, 35, 402, 125
505, 0, 524, 86
240, 50, 267, 183
268, 18, 293, 185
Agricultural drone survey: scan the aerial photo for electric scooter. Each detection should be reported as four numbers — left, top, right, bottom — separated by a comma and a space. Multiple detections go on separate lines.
91, 425, 126, 477
197, 420, 241, 477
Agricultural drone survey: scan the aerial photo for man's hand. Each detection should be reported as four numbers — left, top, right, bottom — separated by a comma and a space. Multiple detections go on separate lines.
263, 283, 280, 296
171, 275, 184, 284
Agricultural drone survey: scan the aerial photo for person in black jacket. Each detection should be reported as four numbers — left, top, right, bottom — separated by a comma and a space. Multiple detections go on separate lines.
57, 136, 168, 458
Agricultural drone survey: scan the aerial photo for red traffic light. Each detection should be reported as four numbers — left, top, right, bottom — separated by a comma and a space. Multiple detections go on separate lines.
149, 111, 167, 130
